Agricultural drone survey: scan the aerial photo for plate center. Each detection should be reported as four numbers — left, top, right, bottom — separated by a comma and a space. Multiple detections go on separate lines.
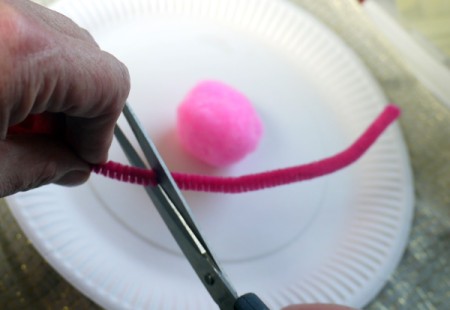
89, 17, 333, 261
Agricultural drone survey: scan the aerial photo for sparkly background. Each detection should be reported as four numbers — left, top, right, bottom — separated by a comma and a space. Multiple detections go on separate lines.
0, 0, 448, 309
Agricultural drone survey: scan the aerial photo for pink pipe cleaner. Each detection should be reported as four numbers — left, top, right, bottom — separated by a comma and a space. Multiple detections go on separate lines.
92, 104, 401, 193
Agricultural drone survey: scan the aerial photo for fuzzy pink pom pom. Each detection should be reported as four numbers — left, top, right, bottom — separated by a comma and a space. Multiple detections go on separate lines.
177, 80, 263, 167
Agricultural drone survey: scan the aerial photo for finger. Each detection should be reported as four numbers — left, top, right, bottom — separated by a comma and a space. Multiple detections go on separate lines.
64, 110, 119, 164
58, 49, 130, 164
31, 40, 129, 164
0, 1, 130, 164
0, 135, 90, 198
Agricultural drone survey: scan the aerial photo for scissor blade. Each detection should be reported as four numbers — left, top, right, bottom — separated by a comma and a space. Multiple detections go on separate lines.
121, 104, 224, 265
121, 104, 199, 228
115, 110, 238, 309
114, 126, 145, 169
144, 183, 238, 310
115, 125, 206, 254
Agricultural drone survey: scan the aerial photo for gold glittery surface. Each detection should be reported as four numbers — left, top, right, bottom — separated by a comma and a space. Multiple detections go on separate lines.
1, 0, 449, 309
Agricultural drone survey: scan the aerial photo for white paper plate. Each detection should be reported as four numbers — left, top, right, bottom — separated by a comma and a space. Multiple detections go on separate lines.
7, 0, 414, 309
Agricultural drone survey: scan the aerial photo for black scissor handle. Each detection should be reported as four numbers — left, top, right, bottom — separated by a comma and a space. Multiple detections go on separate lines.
234, 293, 270, 310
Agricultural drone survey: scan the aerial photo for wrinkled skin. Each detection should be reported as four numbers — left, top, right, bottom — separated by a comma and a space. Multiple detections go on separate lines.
0, 0, 130, 197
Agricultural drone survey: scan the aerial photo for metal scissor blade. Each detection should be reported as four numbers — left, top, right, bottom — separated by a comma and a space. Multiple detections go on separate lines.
121, 104, 201, 232
114, 125, 207, 255
115, 106, 238, 309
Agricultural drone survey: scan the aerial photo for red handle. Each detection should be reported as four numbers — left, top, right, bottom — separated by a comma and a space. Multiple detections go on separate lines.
7, 113, 63, 136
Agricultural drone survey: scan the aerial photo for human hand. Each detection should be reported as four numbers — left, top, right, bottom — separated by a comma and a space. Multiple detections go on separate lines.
0, 0, 130, 197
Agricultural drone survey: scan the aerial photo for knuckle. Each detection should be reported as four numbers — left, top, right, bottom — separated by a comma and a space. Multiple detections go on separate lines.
99, 52, 130, 114
0, 5, 24, 50
0, 3, 51, 58
0, 3, 20, 30
80, 28, 98, 45
113, 60, 130, 113
110, 55, 131, 99
120, 64, 131, 99
52, 10, 97, 45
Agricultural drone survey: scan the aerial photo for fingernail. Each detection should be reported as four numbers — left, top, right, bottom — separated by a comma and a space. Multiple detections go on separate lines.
56, 170, 90, 186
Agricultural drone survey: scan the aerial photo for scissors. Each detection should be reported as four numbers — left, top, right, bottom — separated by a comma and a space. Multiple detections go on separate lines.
114, 103, 270, 310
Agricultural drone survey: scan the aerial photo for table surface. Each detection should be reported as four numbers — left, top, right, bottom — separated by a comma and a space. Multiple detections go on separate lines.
0, 0, 448, 309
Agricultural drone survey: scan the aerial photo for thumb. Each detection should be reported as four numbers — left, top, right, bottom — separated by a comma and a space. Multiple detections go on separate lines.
0, 135, 90, 197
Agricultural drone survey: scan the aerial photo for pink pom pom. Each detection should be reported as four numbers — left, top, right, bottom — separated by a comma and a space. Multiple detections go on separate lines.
177, 80, 263, 167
